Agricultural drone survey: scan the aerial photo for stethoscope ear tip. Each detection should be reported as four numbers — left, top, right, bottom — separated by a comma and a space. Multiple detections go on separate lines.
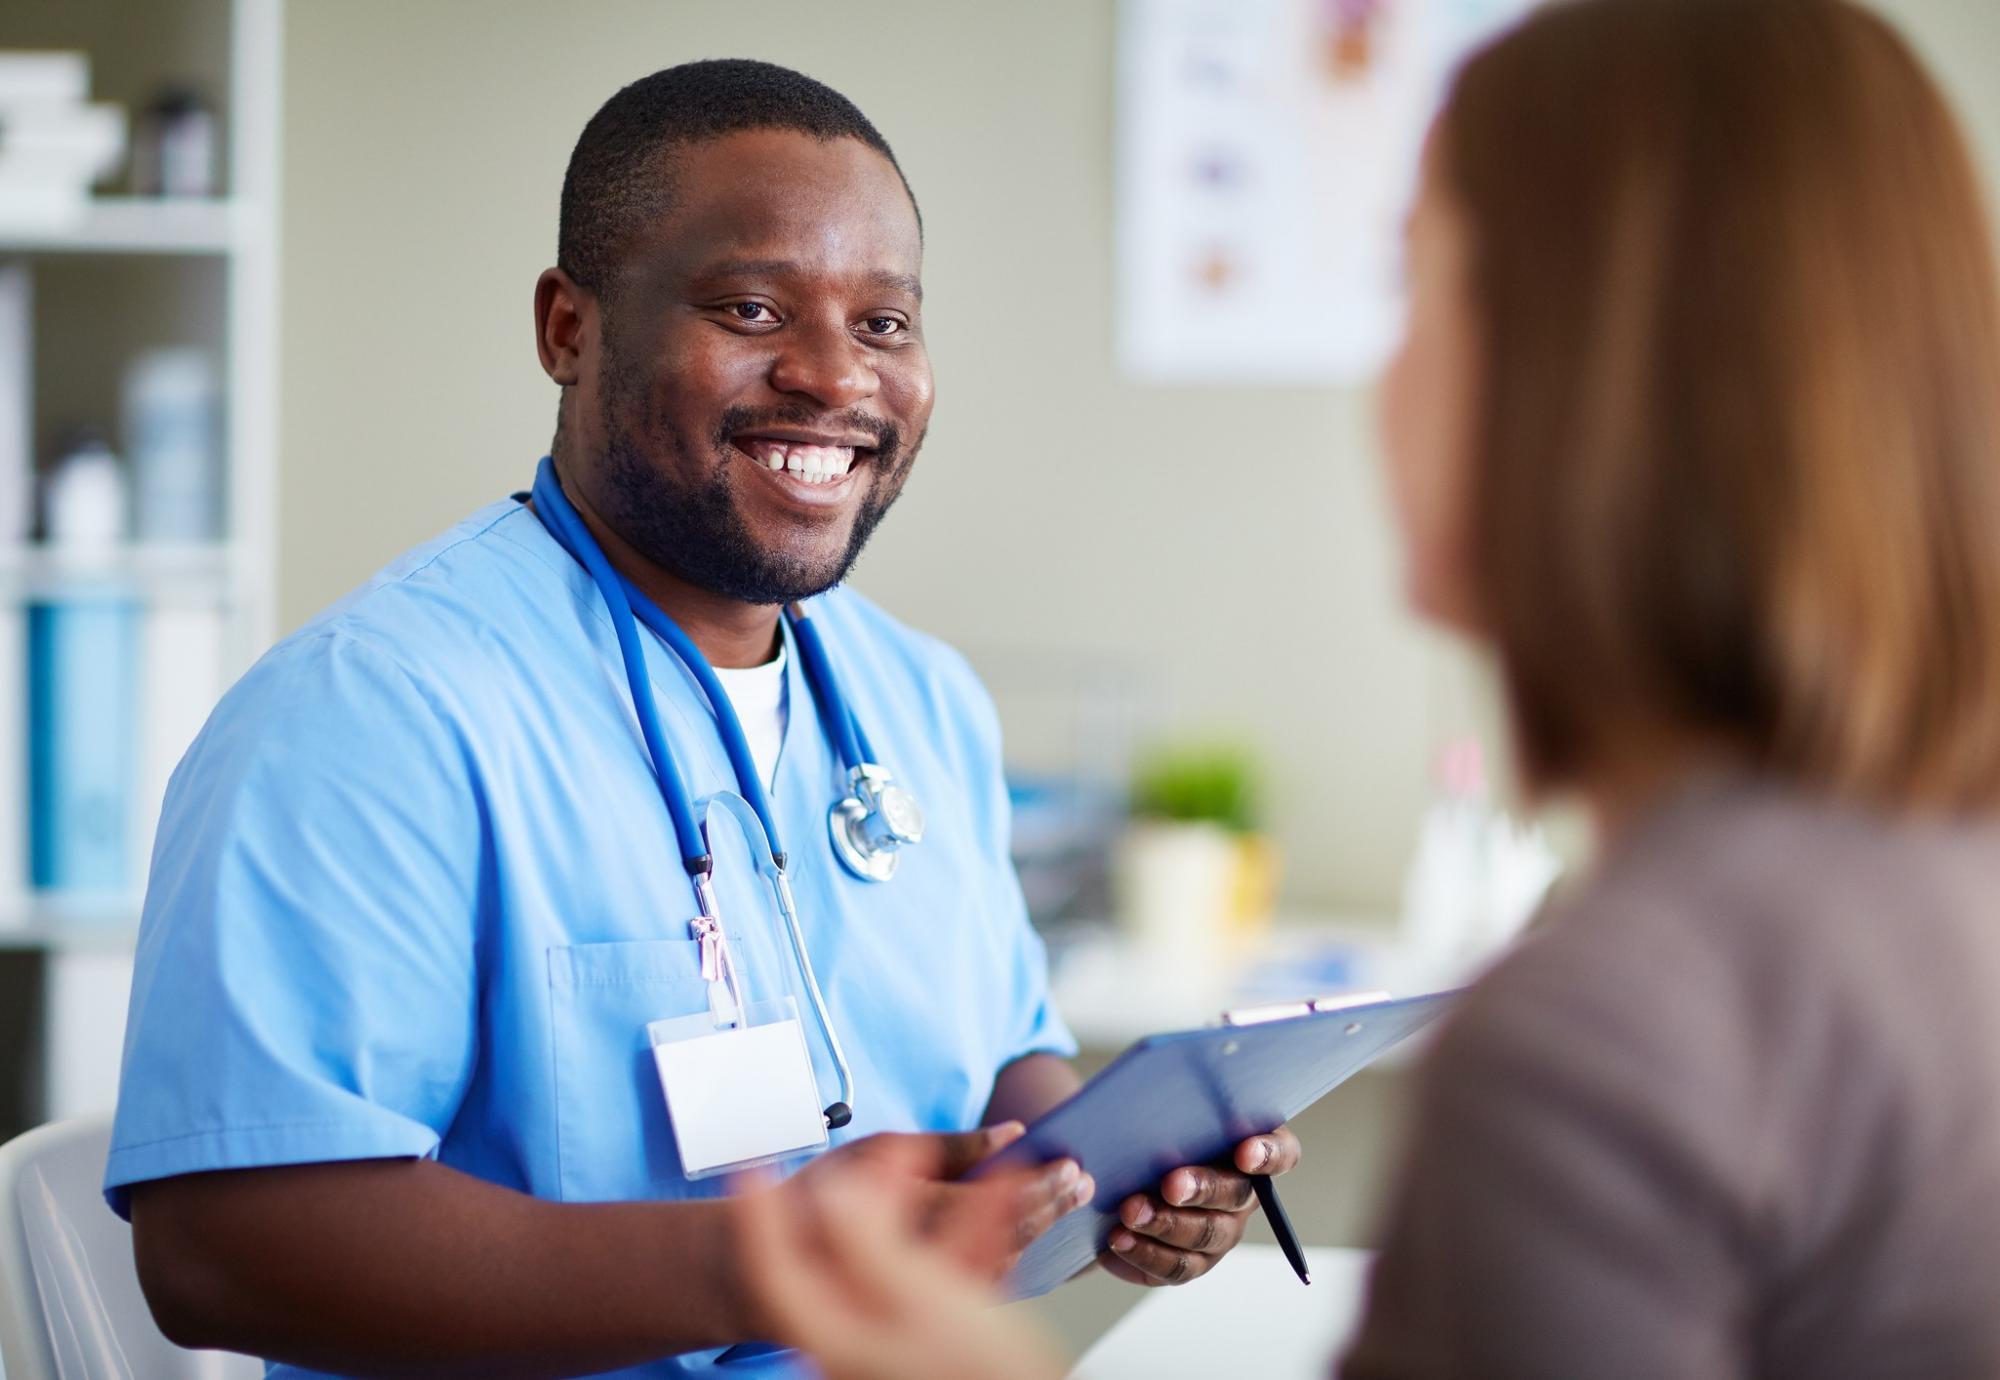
823, 1102, 854, 1130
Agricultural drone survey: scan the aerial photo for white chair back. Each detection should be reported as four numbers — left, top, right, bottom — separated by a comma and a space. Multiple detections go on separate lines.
0, 1116, 261, 1380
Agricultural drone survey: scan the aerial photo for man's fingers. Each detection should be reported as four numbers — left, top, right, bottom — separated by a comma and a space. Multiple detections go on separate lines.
1008, 1161, 1095, 1249
927, 1160, 1093, 1280
987, 1121, 1028, 1153
1232, 1125, 1303, 1177
935, 1121, 1027, 1179
1160, 1164, 1256, 1212
1096, 1251, 1162, 1288
1117, 1194, 1247, 1254
927, 1180, 1028, 1282
1104, 1227, 1219, 1286
1101, 1149, 1285, 1292
1027, 1158, 1090, 1214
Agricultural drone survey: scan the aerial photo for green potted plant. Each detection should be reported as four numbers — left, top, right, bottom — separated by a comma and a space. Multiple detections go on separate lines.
1117, 741, 1279, 958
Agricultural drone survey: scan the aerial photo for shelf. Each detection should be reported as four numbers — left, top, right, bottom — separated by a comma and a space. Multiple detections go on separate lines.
0, 198, 249, 256
0, 895, 141, 952
0, 543, 238, 601
0, 0, 281, 1130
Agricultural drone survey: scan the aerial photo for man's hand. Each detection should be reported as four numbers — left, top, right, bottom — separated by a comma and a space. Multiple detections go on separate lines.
1100, 1125, 1302, 1287
767, 1124, 1095, 1286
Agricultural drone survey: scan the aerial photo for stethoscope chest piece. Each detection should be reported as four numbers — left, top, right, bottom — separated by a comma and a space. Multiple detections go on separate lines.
830, 765, 925, 883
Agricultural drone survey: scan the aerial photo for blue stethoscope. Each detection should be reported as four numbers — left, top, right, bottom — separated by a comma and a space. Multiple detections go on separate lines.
531, 455, 925, 1129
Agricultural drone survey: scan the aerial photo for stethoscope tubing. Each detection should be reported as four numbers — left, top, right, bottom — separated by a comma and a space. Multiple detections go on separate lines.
531, 456, 867, 1122
536, 462, 713, 873
699, 791, 857, 1123
533, 457, 868, 872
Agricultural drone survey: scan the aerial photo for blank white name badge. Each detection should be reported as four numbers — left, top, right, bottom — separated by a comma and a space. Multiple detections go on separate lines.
649, 997, 829, 1179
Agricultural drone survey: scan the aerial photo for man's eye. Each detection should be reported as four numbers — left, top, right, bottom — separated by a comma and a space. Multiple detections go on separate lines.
861, 317, 904, 336
729, 303, 777, 323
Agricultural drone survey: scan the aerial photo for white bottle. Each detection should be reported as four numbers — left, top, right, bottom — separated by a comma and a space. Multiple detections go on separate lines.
1400, 738, 1563, 987
31, 431, 138, 898
122, 348, 219, 543
1400, 738, 1494, 985
43, 430, 129, 551
1477, 815, 1563, 955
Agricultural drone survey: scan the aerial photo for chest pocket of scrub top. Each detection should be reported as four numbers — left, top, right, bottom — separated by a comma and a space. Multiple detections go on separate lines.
546, 937, 736, 1203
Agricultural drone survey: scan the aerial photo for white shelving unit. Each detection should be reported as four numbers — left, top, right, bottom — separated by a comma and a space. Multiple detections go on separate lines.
0, 197, 249, 256
0, 0, 280, 1129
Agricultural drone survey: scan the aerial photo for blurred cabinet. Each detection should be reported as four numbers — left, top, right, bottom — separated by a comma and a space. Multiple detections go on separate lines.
0, 0, 279, 1138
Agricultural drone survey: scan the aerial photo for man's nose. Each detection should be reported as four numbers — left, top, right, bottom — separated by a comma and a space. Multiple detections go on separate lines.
767, 322, 879, 410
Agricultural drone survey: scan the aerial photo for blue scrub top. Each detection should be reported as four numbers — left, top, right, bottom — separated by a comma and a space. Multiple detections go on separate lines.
106, 494, 1075, 1380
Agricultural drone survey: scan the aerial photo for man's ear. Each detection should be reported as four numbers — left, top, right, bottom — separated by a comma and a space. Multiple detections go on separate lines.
534, 268, 594, 386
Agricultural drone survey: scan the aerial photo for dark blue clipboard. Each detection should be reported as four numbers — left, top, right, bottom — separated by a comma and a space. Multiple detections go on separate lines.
973, 990, 1458, 1299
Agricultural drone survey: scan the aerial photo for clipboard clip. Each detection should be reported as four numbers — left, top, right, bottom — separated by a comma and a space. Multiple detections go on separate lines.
1219, 990, 1392, 1027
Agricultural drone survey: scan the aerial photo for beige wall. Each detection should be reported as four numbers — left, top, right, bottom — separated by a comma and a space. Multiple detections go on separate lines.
278, 0, 2000, 912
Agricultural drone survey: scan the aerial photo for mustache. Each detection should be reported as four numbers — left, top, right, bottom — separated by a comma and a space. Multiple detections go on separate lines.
714, 404, 901, 459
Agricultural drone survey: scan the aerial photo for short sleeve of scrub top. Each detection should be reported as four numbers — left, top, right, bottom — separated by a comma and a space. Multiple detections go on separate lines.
104, 626, 484, 1216
953, 658, 1075, 1068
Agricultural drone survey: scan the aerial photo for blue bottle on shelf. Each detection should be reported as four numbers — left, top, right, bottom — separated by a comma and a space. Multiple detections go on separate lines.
29, 598, 137, 893
29, 431, 139, 898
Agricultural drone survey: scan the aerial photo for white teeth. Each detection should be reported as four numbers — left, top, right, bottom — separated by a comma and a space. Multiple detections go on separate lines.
744, 440, 858, 484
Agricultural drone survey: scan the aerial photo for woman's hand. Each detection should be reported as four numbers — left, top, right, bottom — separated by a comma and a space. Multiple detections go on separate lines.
735, 1131, 1068, 1380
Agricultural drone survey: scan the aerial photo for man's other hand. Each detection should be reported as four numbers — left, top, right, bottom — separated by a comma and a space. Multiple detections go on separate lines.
1099, 1125, 1302, 1286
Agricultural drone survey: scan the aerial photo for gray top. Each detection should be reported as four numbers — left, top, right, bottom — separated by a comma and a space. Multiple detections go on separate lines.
1341, 776, 2000, 1379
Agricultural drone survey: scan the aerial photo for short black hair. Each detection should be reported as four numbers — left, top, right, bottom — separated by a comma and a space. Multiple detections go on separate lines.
557, 58, 918, 296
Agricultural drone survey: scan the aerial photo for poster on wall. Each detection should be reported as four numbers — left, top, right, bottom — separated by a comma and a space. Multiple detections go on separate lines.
1117, 0, 1536, 385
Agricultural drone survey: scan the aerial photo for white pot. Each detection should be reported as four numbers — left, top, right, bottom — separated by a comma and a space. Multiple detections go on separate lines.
1113, 820, 1239, 967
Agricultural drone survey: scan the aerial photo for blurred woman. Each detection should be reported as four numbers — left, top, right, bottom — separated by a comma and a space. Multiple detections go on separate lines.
735, 0, 2000, 1375
1349, 0, 2000, 1374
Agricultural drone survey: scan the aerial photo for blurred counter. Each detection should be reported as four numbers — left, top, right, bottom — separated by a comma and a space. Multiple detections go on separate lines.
1046, 914, 1458, 1056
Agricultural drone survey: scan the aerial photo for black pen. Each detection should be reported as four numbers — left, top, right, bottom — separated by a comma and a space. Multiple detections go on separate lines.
1252, 1174, 1311, 1285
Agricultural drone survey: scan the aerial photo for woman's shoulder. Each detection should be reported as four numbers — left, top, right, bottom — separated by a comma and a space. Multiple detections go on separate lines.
1425, 773, 2000, 1208
1527, 775, 2000, 994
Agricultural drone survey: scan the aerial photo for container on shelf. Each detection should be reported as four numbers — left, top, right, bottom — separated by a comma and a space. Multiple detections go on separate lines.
0, 0, 277, 1134
0, 50, 128, 232
123, 346, 221, 542
29, 430, 138, 899
132, 87, 218, 199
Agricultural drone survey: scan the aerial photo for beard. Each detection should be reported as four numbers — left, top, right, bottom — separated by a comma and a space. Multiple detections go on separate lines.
593, 349, 917, 606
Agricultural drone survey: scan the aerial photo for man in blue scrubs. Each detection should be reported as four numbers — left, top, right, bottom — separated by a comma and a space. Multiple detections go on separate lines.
108, 60, 1299, 1377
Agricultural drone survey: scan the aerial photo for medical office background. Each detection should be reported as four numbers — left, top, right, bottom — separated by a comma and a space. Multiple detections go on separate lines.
1, 0, 1998, 1354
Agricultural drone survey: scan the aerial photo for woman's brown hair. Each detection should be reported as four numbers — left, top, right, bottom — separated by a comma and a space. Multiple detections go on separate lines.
1439, 0, 2000, 811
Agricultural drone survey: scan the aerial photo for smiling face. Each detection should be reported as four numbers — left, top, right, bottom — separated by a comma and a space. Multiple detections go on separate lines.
557, 127, 933, 606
